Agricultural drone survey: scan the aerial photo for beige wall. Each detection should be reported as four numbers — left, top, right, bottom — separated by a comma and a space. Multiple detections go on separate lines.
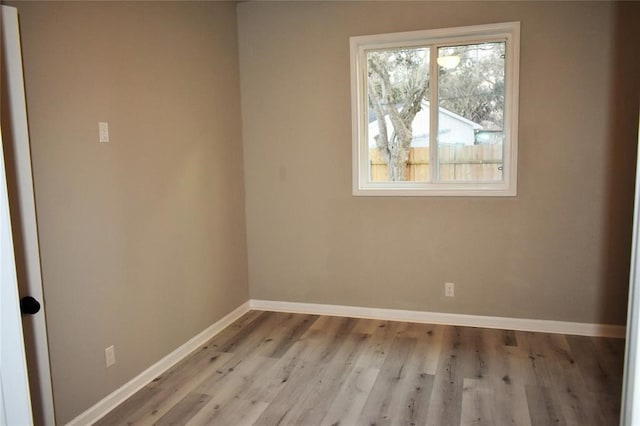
9, 2, 248, 423
238, 2, 639, 324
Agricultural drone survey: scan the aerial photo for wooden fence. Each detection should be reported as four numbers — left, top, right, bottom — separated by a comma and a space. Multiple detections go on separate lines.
370, 145, 503, 182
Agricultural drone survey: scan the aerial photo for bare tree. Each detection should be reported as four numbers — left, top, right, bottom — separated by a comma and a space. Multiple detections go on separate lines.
438, 42, 505, 129
367, 50, 429, 181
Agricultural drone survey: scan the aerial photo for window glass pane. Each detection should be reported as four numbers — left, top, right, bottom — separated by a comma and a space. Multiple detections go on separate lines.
437, 42, 505, 182
367, 47, 430, 182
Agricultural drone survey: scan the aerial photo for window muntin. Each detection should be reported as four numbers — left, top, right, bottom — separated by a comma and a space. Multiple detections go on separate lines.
351, 22, 520, 196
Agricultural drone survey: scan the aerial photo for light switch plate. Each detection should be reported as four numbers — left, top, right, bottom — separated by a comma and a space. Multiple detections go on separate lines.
98, 122, 109, 143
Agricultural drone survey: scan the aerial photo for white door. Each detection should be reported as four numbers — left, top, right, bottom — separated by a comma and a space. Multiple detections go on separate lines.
621, 117, 640, 426
1, 5, 56, 425
0, 124, 33, 425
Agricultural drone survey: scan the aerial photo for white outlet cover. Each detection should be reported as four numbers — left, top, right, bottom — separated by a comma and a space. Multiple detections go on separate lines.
445, 282, 455, 297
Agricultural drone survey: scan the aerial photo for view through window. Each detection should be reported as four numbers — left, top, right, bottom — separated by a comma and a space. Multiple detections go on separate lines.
351, 23, 520, 196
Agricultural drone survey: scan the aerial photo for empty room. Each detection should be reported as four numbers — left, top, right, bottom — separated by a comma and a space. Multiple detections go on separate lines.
2, 0, 640, 425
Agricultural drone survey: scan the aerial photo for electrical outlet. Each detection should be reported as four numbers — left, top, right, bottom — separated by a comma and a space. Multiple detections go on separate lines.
445, 282, 455, 297
105, 345, 116, 368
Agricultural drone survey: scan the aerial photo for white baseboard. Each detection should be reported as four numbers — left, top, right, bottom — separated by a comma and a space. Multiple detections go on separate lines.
66, 301, 251, 426
249, 299, 626, 338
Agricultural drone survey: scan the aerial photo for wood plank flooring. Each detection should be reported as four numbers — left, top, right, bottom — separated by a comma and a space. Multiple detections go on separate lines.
96, 311, 624, 426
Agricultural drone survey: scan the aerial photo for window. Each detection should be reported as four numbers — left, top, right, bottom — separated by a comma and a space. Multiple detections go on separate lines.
350, 22, 520, 196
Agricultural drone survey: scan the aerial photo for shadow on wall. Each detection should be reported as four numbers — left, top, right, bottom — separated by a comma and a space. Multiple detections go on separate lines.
600, 1, 640, 325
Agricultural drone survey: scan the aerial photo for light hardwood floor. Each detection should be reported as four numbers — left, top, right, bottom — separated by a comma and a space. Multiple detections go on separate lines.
96, 310, 624, 426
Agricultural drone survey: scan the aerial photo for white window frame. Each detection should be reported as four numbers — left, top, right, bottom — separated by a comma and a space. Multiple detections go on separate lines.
350, 22, 520, 196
